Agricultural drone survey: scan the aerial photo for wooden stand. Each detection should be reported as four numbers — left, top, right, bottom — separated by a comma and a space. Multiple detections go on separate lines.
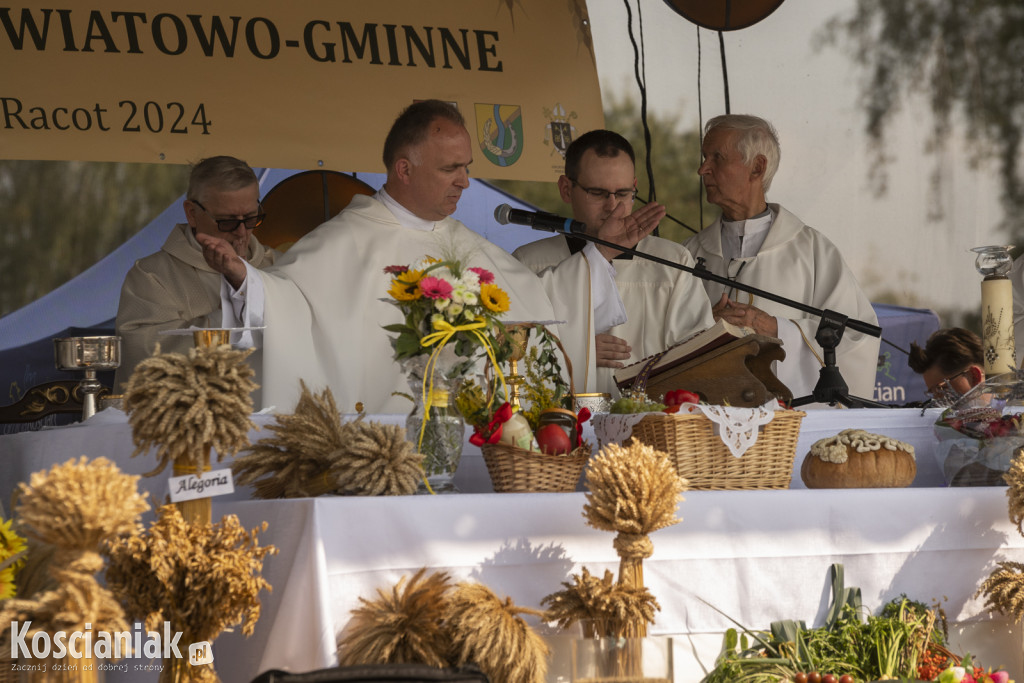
620, 335, 792, 407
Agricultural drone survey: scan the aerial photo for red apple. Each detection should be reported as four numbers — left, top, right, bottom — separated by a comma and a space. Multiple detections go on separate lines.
535, 424, 572, 455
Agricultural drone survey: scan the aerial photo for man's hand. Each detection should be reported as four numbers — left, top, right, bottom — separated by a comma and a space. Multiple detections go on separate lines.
593, 201, 666, 260
196, 232, 247, 290
596, 333, 631, 368
712, 293, 779, 337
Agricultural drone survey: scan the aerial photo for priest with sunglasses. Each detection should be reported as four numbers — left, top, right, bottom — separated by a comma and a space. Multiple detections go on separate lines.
113, 155, 279, 390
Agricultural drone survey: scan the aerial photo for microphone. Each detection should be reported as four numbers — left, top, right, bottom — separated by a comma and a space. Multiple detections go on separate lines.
494, 203, 585, 234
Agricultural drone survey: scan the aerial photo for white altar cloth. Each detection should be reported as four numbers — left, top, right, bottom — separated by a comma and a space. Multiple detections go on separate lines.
3, 407, 1022, 682
213, 489, 1024, 683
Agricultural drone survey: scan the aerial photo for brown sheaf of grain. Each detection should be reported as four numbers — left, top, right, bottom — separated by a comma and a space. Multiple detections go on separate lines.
104, 503, 277, 677
233, 381, 422, 498
0, 457, 150, 668
124, 344, 257, 476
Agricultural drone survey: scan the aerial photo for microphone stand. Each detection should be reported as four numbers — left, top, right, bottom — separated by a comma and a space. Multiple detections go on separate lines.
543, 226, 888, 409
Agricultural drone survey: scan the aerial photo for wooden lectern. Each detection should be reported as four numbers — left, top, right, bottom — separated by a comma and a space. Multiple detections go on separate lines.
617, 334, 792, 407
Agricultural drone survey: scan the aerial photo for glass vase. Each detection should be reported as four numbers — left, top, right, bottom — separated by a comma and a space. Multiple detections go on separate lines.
402, 354, 467, 494
571, 636, 673, 683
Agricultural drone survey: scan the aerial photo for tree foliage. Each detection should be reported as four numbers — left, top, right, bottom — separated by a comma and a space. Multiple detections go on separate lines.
0, 161, 189, 316
491, 94, 713, 244
819, 0, 1024, 237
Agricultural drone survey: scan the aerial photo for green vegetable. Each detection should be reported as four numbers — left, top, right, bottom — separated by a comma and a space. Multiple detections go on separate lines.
609, 395, 666, 414
700, 564, 946, 682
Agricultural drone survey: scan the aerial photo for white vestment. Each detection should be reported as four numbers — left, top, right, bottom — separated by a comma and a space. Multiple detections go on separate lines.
684, 204, 880, 402
248, 195, 608, 413
514, 234, 714, 395
114, 223, 277, 391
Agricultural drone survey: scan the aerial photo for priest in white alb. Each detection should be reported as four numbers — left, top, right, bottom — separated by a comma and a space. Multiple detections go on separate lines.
513, 129, 714, 397
196, 100, 663, 413
685, 114, 879, 403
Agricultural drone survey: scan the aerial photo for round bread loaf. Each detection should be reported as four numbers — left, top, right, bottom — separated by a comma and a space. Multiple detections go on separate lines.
801, 429, 916, 489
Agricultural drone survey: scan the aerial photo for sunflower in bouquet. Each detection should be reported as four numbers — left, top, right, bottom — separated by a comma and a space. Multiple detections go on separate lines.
0, 516, 28, 600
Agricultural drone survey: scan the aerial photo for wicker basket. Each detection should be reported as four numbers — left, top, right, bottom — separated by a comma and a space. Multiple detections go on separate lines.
628, 410, 805, 490
481, 442, 591, 493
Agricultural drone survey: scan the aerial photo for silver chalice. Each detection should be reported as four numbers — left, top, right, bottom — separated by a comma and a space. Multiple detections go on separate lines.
53, 336, 121, 421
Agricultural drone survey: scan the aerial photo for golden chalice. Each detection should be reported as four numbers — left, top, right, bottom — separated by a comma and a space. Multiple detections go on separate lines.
193, 329, 231, 348
501, 323, 531, 408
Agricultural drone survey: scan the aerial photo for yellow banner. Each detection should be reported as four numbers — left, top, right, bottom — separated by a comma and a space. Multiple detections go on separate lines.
0, 1, 603, 180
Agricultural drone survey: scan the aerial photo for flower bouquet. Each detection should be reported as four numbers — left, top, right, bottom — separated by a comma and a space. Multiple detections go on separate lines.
383, 256, 513, 371
382, 255, 513, 492
933, 370, 1024, 486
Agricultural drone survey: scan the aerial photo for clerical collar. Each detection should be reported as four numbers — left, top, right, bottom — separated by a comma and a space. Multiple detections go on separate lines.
722, 206, 772, 233
375, 187, 436, 232
721, 206, 774, 261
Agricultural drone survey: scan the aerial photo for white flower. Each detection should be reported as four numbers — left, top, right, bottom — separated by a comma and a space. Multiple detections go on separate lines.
450, 283, 479, 307
452, 281, 478, 306
411, 257, 435, 272
447, 303, 464, 320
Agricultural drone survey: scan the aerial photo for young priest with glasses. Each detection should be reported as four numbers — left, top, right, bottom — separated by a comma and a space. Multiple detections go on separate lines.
513, 129, 714, 396
114, 155, 279, 390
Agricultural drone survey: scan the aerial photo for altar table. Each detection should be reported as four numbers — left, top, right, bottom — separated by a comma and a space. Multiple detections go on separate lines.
2, 408, 1022, 682
213, 489, 1024, 682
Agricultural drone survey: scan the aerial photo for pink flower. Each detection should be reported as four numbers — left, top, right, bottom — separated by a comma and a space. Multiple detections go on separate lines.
383, 265, 408, 275
468, 267, 495, 284
989, 672, 1009, 683
419, 276, 453, 300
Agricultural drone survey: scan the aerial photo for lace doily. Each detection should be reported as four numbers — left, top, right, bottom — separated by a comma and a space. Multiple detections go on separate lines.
592, 399, 781, 458
592, 413, 650, 448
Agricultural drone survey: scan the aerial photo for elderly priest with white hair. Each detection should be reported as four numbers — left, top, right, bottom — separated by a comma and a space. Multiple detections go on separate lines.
685, 114, 879, 402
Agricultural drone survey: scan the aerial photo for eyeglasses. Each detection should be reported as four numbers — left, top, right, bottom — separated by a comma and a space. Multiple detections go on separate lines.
567, 178, 637, 202
925, 367, 973, 405
191, 200, 265, 232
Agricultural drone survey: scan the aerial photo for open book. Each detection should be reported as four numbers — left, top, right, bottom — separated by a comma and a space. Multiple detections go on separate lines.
614, 319, 774, 388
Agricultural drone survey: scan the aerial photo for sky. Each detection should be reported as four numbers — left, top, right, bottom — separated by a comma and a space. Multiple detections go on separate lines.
583, 0, 1007, 322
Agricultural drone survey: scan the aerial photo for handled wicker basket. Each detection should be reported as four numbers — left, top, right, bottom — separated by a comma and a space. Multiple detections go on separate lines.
482, 442, 591, 493
479, 324, 592, 493
628, 409, 805, 490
